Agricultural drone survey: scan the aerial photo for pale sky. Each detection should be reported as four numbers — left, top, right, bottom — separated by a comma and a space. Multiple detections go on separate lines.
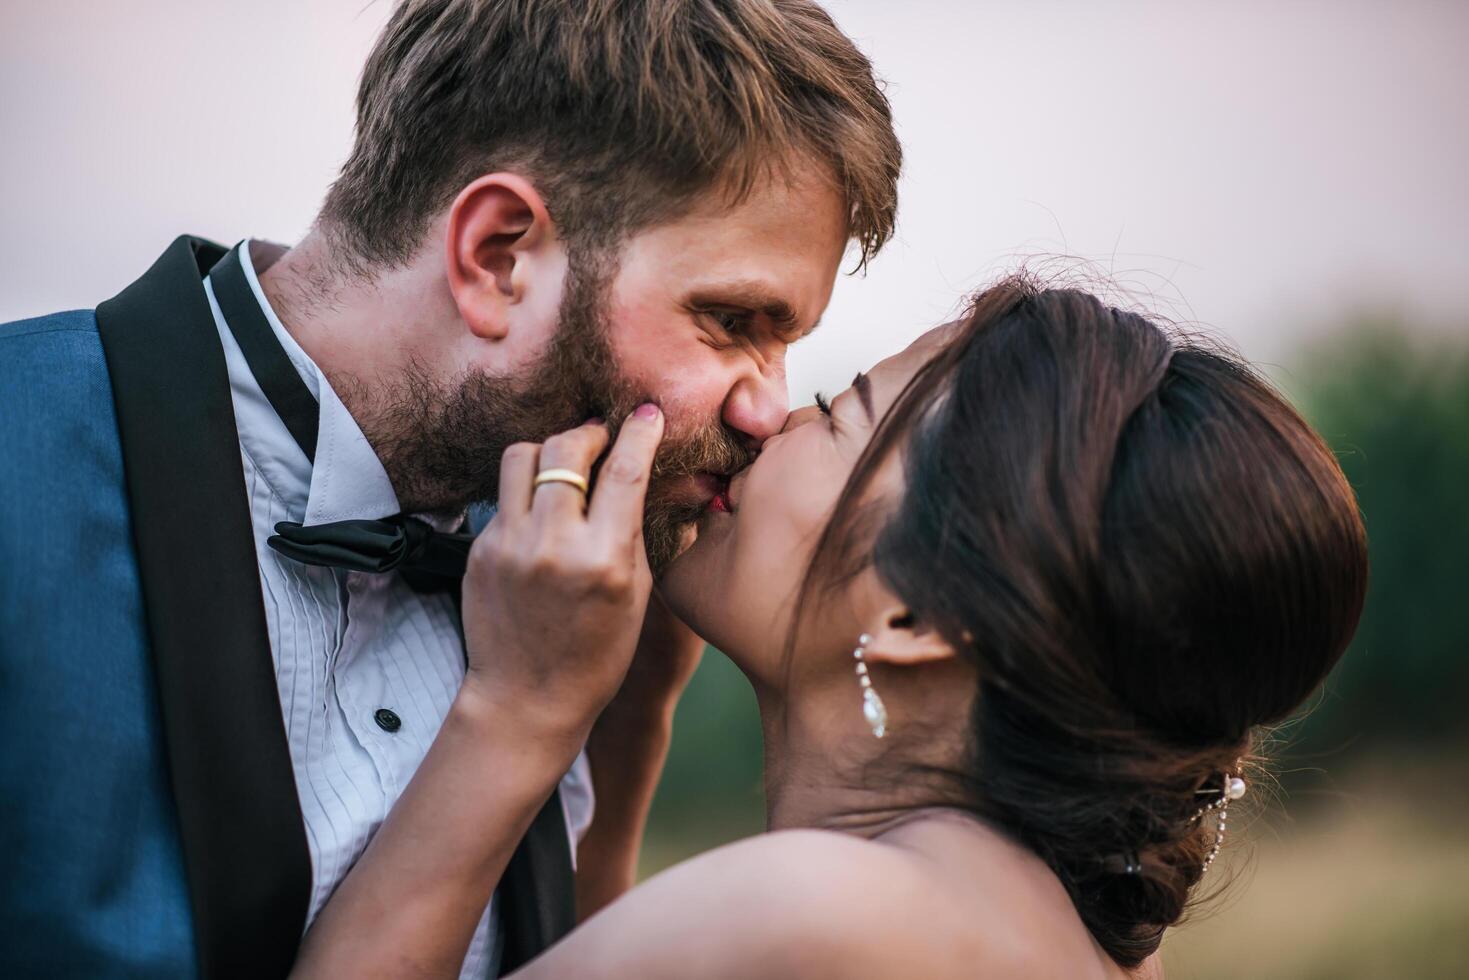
2, 0, 1465, 402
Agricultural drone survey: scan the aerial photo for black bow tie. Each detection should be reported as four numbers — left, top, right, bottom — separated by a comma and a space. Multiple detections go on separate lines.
268, 516, 473, 591
211, 244, 472, 593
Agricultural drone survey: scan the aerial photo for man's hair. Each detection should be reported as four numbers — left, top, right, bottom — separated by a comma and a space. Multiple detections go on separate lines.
321, 0, 901, 271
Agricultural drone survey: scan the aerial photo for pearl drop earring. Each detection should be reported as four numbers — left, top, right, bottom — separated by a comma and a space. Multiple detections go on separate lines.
853, 633, 888, 738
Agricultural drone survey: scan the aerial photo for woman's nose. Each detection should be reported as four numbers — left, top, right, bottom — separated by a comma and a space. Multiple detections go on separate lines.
778, 404, 826, 435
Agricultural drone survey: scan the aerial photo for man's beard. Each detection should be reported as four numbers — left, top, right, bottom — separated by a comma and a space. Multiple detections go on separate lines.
360, 250, 754, 575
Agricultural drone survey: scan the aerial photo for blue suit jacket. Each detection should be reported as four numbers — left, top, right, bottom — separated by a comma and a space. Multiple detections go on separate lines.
0, 237, 310, 978
0, 237, 574, 978
0, 307, 199, 975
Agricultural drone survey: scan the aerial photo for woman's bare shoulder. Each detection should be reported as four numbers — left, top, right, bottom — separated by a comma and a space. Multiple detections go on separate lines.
516, 828, 1065, 979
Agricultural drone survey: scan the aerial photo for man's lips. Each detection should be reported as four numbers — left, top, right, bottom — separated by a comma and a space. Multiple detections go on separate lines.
656, 472, 731, 512
706, 469, 752, 515
685, 471, 734, 514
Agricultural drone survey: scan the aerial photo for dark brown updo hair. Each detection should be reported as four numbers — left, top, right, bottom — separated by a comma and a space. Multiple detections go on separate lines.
800, 278, 1368, 966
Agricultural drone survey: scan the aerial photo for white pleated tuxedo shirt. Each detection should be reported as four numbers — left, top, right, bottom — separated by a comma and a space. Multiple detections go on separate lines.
202, 241, 594, 978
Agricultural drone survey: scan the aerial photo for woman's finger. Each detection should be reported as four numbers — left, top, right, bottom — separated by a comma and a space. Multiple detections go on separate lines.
497, 441, 542, 518
531, 420, 610, 524
588, 403, 663, 540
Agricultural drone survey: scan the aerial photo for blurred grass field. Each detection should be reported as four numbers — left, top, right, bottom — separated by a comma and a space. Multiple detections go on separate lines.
1161, 755, 1469, 980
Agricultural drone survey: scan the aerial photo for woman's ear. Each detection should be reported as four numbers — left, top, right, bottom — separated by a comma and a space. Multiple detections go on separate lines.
443, 173, 558, 341
860, 603, 960, 667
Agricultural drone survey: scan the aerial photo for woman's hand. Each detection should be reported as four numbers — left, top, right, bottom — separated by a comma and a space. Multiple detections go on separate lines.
292, 405, 665, 980
459, 404, 666, 759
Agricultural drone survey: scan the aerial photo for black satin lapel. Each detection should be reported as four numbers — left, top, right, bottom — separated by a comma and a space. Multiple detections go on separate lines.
496, 789, 577, 976
209, 245, 319, 462
96, 236, 310, 979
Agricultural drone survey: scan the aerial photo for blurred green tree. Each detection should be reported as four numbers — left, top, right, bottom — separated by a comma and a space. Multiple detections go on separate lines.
641, 648, 766, 872
1282, 318, 1469, 754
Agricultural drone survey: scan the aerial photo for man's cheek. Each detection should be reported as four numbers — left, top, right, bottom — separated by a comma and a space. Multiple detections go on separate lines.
604, 296, 680, 375
608, 315, 723, 419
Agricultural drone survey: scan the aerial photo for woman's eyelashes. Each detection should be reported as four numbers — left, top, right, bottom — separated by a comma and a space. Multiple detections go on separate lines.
814, 391, 833, 420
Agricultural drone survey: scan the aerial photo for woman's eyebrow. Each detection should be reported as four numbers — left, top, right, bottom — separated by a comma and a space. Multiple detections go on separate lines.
851, 371, 875, 422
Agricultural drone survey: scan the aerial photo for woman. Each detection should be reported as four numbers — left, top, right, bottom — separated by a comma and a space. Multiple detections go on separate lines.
295, 279, 1368, 978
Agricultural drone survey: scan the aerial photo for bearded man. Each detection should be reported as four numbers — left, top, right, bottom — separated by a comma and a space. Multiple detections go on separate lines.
0, 1, 899, 978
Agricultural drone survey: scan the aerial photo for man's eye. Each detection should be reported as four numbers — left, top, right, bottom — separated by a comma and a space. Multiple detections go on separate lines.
814, 392, 832, 416
701, 309, 749, 339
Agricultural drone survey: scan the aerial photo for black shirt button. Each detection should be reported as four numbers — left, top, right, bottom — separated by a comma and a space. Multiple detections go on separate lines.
374, 708, 402, 733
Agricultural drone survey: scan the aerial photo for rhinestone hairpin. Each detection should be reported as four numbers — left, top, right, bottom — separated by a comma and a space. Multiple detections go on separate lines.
1190, 772, 1247, 874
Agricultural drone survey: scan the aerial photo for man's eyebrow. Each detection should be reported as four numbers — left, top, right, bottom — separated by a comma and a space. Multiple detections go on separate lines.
851, 371, 875, 423
688, 281, 801, 331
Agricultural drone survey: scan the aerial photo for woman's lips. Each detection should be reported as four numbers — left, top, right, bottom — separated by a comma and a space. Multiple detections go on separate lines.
696, 472, 734, 513
724, 469, 749, 511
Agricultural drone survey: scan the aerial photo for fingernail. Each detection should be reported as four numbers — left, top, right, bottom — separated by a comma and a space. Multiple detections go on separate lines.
634, 403, 660, 419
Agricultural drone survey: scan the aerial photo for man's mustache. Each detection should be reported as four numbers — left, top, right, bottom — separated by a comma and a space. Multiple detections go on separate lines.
594, 395, 756, 483
649, 419, 755, 482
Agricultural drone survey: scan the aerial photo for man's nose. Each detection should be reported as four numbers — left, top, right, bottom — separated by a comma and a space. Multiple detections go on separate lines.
722, 365, 789, 449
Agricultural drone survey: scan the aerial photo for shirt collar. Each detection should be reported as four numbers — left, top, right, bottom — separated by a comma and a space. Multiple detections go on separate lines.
209, 240, 403, 526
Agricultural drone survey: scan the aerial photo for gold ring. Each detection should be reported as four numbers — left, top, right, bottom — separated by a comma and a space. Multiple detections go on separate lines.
532, 468, 590, 495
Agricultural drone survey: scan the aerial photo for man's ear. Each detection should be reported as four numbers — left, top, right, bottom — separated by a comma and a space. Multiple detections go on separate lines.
444, 173, 557, 341
861, 603, 960, 667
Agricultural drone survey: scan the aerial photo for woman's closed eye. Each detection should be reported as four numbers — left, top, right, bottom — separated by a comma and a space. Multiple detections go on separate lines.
813, 391, 837, 430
